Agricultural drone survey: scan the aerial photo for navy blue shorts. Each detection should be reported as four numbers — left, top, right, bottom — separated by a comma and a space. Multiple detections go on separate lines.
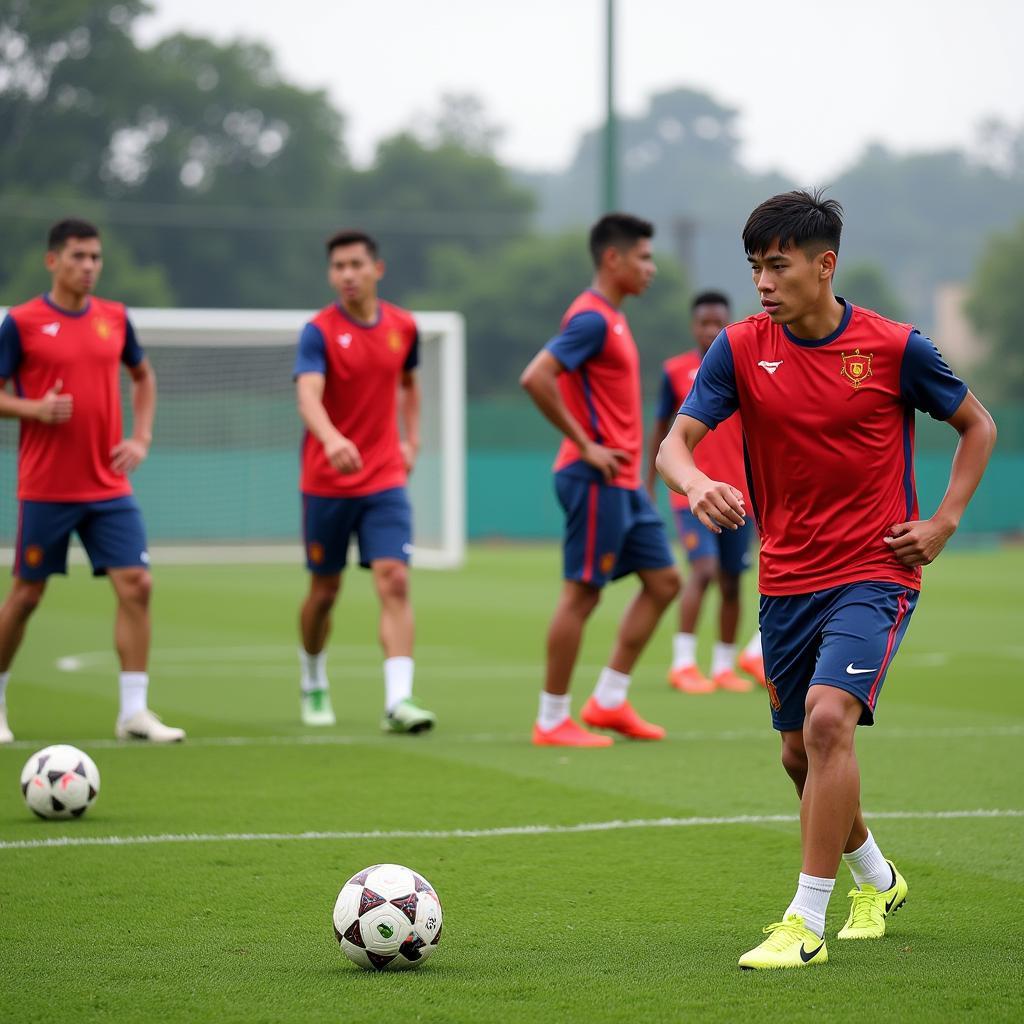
302, 487, 413, 574
13, 497, 150, 580
555, 472, 674, 588
760, 581, 919, 732
674, 507, 754, 576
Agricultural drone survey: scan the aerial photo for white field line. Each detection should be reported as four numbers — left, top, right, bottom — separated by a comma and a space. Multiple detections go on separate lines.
3, 723, 1023, 753
1, 808, 1020, 853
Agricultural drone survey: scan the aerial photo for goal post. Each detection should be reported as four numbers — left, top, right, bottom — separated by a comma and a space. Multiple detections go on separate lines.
0, 307, 466, 569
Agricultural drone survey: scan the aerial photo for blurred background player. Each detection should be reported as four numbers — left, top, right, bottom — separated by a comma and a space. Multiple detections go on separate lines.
520, 213, 680, 747
646, 290, 765, 694
293, 229, 435, 734
0, 218, 184, 744
658, 189, 996, 969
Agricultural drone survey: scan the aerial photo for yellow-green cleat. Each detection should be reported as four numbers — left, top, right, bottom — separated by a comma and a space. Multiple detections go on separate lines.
838, 860, 907, 940
738, 914, 828, 970
382, 698, 436, 734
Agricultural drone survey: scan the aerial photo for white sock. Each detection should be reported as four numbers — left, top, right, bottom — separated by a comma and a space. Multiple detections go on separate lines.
384, 656, 413, 713
537, 692, 570, 732
784, 873, 835, 938
592, 666, 630, 709
843, 831, 895, 891
672, 632, 697, 669
711, 642, 736, 677
0, 670, 9, 704
299, 648, 328, 694
743, 630, 763, 658
118, 671, 148, 722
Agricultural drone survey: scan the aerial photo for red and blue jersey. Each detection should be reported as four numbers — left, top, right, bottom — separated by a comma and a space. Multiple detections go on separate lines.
657, 350, 746, 511
679, 300, 968, 596
293, 300, 419, 498
546, 289, 642, 490
0, 295, 144, 502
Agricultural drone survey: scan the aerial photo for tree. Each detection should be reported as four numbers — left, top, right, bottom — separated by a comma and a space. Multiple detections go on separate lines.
834, 262, 908, 322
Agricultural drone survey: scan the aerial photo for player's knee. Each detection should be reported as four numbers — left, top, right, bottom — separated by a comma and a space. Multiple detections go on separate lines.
647, 568, 681, 606
718, 573, 741, 601
781, 741, 808, 784
118, 569, 152, 608
803, 700, 855, 756
8, 582, 45, 618
309, 577, 340, 614
376, 562, 409, 603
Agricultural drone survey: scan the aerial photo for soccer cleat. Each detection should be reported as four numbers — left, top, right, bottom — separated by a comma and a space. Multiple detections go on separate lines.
0, 704, 12, 744
532, 717, 613, 747
115, 708, 186, 743
837, 861, 908, 940
712, 669, 754, 693
581, 697, 666, 740
738, 915, 828, 970
382, 698, 436, 734
668, 664, 715, 694
738, 651, 768, 687
301, 688, 336, 727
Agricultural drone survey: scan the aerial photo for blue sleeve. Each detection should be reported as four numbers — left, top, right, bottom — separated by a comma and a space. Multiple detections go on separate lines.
655, 370, 677, 420
403, 329, 420, 372
544, 311, 607, 371
899, 330, 968, 420
0, 315, 21, 379
678, 330, 738, 428
120, 318, 145, 368
293, 323, 327, 377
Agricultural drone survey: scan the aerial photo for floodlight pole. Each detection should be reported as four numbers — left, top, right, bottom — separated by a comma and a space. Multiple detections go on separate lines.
602, 0, 618, 213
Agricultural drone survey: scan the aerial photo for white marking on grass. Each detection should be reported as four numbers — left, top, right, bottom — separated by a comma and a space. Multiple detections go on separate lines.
1, 808, 1020, 853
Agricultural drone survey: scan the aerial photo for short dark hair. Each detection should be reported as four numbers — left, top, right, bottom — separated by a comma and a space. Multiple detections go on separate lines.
691, 289, 731, 313
588, 212, 654, 267
326, 229, 379, 260
48, 218, 99, 251
742, 189, 843, 258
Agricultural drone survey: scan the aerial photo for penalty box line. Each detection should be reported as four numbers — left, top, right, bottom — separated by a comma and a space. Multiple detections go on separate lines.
0, 808, 1021, 853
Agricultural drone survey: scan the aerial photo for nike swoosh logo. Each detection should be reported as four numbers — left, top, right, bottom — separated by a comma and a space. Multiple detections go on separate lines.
885, 894, 898, 913
799, 942, 824, 963
845, 663, 876, 675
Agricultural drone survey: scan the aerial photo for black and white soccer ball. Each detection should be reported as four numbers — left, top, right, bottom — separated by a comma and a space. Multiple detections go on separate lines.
20, 744, 100, 820
332, 863, 443, 971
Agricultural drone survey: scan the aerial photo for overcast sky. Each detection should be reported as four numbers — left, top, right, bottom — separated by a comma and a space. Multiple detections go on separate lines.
137, 0, 1023, 184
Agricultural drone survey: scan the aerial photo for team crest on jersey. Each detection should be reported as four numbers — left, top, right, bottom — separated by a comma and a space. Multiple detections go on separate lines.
307, 541, 325, 565
94, 319, 111, 339
840, 349, 872, 388
599, 552, 616, 575
387, 330, 402, 353
765, 678, 781, 712
337, 333, 352, 349
23, 545, 44, 568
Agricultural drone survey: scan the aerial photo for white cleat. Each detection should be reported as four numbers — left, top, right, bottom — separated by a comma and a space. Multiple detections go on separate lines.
116, 708, 186, 743
0, 704, 13, 744
300, 689, 336, 727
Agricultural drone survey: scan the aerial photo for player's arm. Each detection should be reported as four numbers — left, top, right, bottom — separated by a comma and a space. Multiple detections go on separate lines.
519, 312, 628, 483
0, 315, 72, 424
398, 369, 420, 472
296, 372, 362, 474
111, 356, 155, 474
655, 332, 745, 532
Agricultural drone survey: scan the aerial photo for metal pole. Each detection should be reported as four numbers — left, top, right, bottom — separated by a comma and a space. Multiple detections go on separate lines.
602, 0, 618, 213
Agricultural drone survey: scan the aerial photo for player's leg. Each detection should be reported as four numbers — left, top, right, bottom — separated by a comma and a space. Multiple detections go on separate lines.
668, 509, 716, 693
0, 580, 48, 743
82, 497, 184, 743
359, 487, 433, 734
581, 489, 678, 740
709, 521, 755, 693
738, 628, 767, 686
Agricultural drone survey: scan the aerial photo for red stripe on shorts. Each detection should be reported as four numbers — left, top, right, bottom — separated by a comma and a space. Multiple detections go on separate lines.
868, 590, 910, 709
582, 484, 599, 583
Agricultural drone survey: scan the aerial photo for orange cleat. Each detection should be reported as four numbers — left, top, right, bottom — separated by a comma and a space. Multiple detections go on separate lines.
581, 697, 666, 740
668, 664, 715, 694
713, 669, 754, 693
532, 717, 613, 747
738, 651, 768, 687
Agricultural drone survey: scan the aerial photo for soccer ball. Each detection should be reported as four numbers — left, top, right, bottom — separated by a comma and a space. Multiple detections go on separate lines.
332, 863, 443, 971
20, 744, 100, 820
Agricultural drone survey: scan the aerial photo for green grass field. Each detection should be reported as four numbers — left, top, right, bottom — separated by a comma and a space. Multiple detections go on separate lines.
0, 545, 1022, 1023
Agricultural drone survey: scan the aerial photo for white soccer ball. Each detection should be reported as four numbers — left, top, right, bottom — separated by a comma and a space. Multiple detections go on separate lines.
332, 863, 443, 971
20, 744, 100, 820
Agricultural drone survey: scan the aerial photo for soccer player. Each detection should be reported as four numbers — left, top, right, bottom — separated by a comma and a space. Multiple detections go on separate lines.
293, 229, 434, 734
645, 290, 765, 695
0, 218, 185, 744
657, 190, 995, 968
520, 213, 680, 747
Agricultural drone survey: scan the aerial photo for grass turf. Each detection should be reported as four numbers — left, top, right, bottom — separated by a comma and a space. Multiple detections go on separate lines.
0, 544, 1022, 1023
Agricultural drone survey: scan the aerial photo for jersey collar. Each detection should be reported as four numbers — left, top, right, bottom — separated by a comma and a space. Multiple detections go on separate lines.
781, 297, 852, 348
43, 294, 92, 318
334, 301, 381, 329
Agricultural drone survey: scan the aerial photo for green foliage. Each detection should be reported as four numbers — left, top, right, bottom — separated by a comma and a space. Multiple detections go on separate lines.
965, 218, 1024, 400
834, 262, 909, 322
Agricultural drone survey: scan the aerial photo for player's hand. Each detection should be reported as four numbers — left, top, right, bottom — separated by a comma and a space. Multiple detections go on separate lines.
884, 517, 956, 567
110, 438, 149, 474
580, 441, 630, 483
400, 440, 419, 473
686, 475, 746, 533
35, 380, 73, 424
324, 433, 362, 474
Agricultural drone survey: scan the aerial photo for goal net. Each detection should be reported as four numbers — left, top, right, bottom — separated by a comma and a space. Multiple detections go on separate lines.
0, 308, 466, 569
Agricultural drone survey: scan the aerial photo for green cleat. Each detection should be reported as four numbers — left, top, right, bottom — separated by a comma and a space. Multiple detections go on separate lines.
301, 689, 336, 727
382, 698, 436, 734
738, 915, 828, 970
838, 860, 908, 940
